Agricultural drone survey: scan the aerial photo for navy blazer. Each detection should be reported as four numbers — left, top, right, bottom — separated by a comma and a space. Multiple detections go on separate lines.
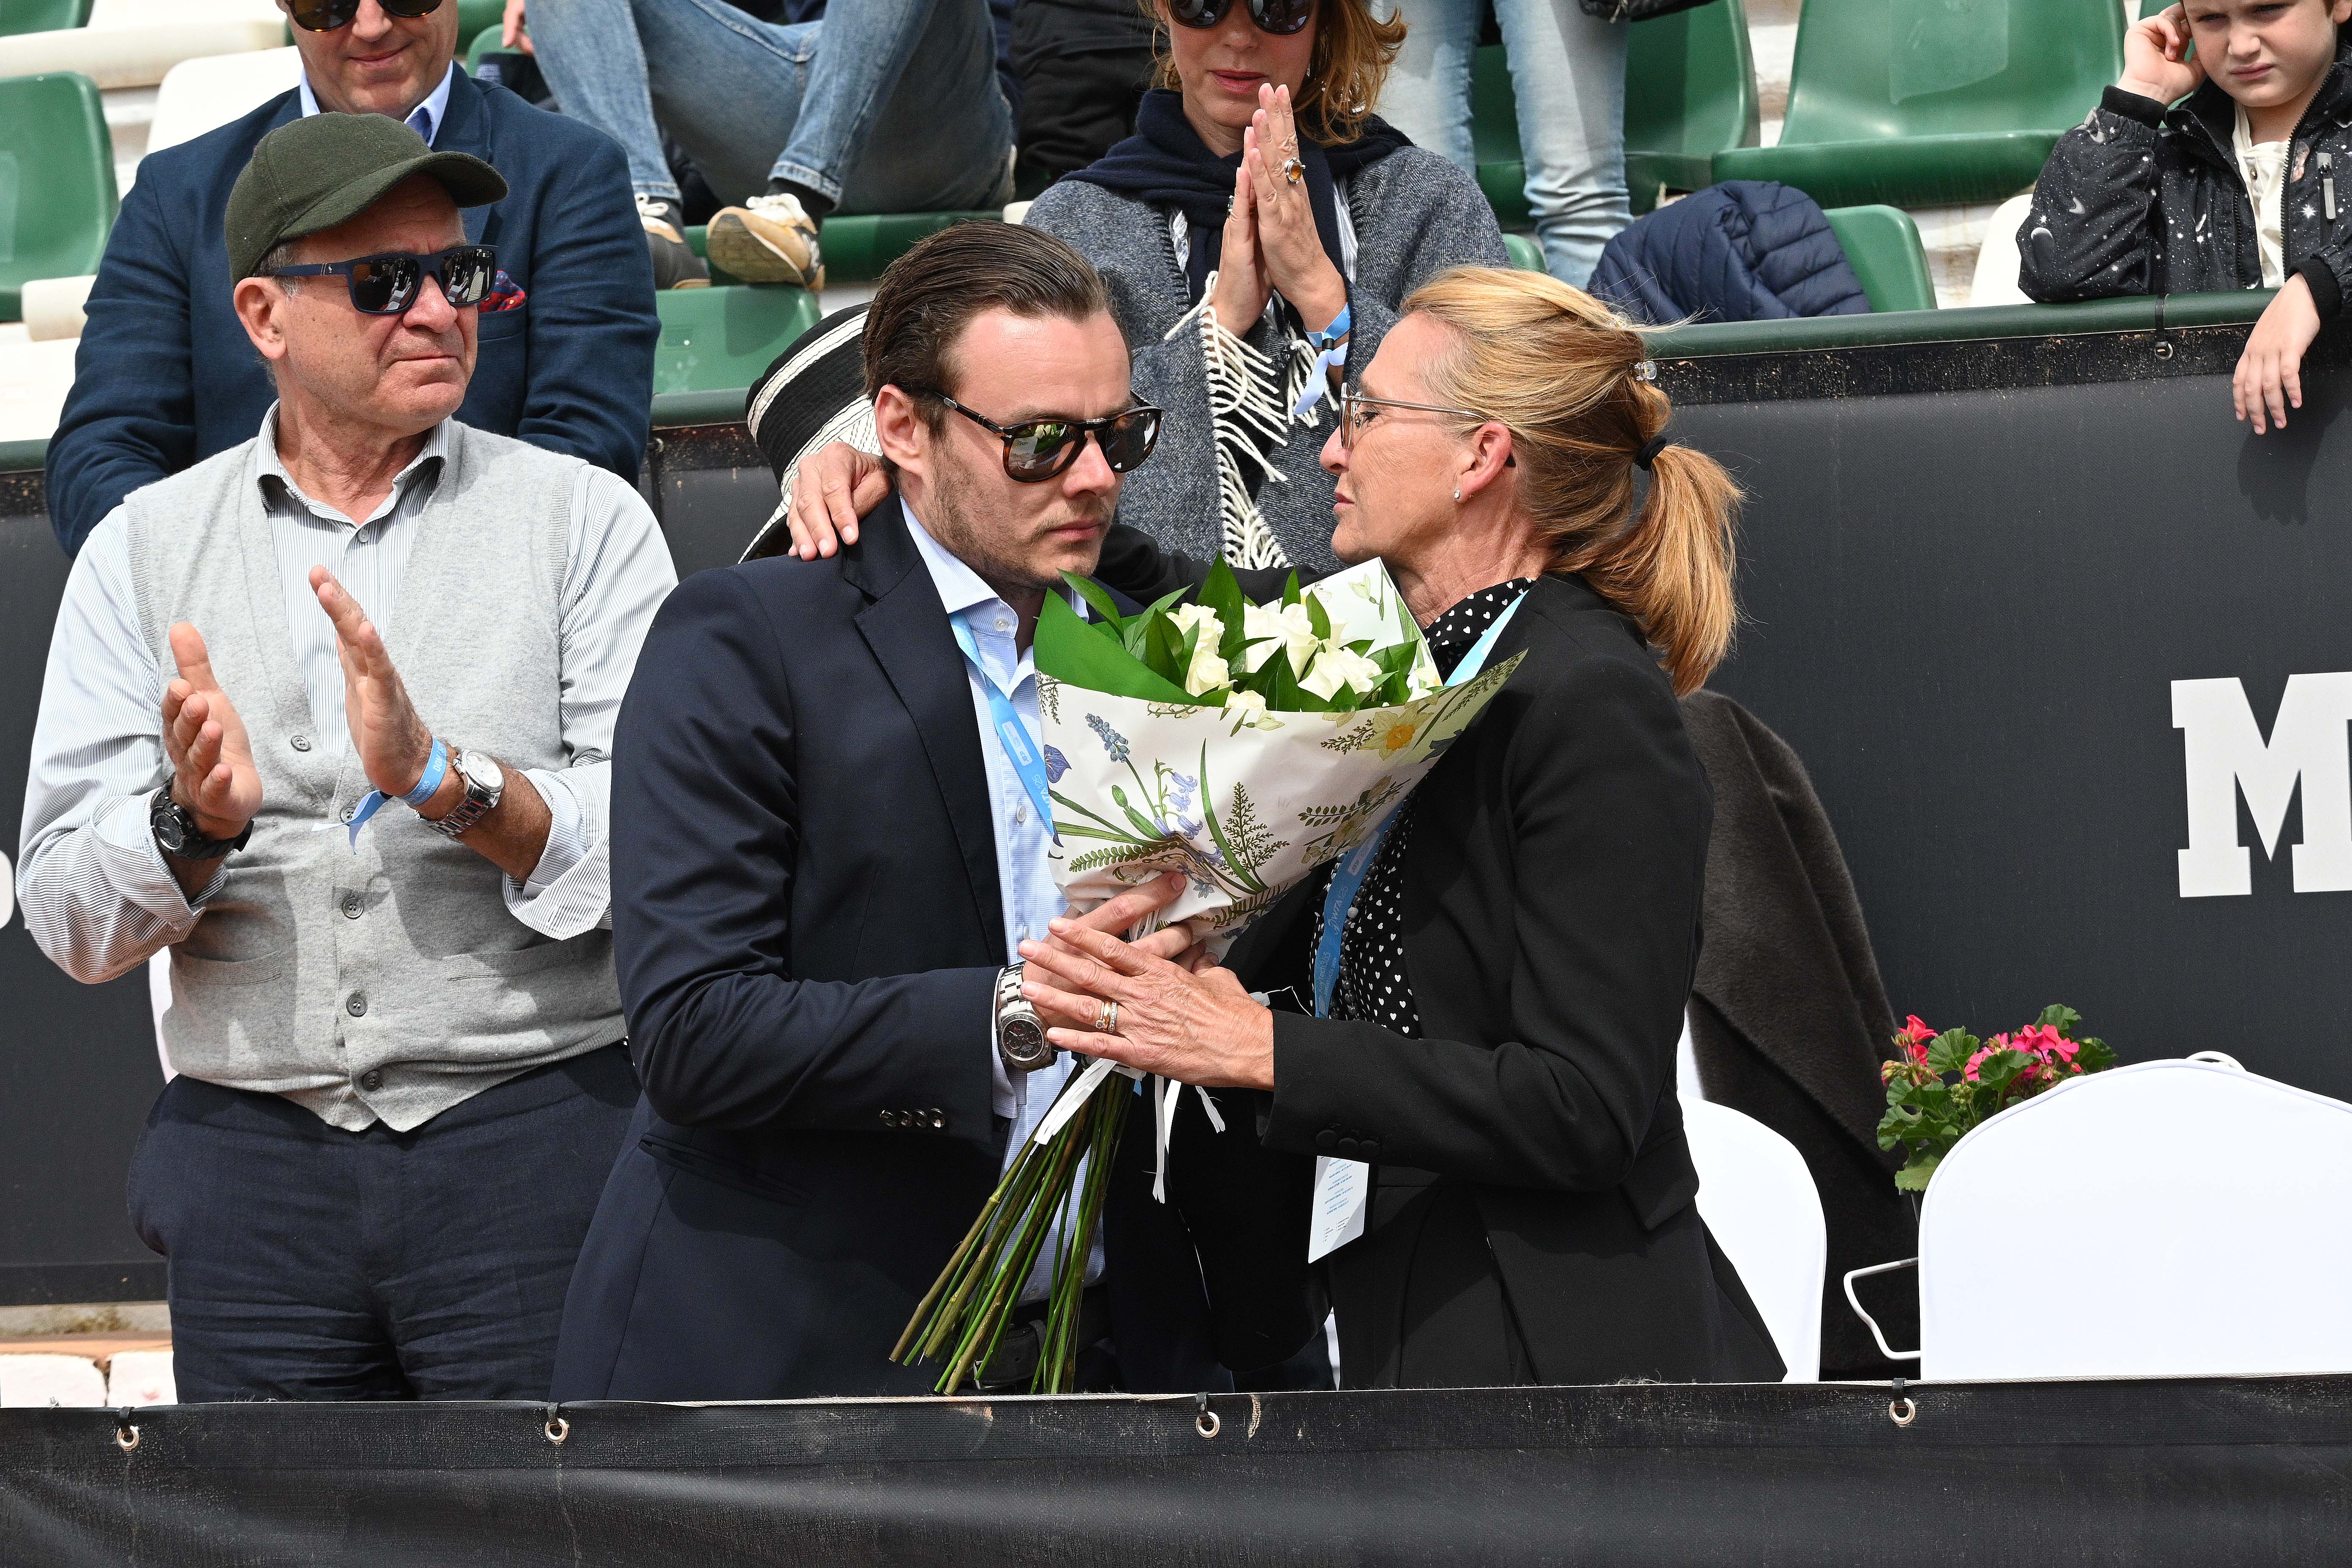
551, 498, 1314, 1400
44, 69, 658, 555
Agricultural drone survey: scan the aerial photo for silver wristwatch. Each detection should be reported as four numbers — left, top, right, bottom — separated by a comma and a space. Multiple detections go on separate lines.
995, 961, 1054, 1074
425, 746, 504, 839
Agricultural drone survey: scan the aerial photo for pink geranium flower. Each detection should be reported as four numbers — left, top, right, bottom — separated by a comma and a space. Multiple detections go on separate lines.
1895, 1015, 1936, 1064
2012, 1023, 2078, 1062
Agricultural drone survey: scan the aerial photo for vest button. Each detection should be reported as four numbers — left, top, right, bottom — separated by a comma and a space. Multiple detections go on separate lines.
1315, 1129, 1339, 1152
1337, 1136, 1361, 1157
290, 735, 311, 753
346, 993, 367, 1018
359, 1069, 384, 1093
342, 896, 362, 919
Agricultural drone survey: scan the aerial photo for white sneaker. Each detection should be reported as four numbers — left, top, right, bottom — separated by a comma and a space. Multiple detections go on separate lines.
635, 192, 710, 290
706, 192, 824, 289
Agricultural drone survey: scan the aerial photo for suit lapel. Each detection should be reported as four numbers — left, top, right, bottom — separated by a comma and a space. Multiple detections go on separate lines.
847, 498, 1007, 951
436, 71, 498, 247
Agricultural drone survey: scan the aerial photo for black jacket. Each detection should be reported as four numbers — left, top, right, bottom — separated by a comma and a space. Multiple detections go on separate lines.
2020, 46, 2352, 314
1220, 574, 1783, 1388
551, 498, 1312, 1400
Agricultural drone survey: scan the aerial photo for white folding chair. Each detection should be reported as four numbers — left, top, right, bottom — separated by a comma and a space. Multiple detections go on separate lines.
1967, 191, 2035, 308
1685, 1096, 1827, 1381
146, 46, 300, 159
1854, 1056, 2352, 1381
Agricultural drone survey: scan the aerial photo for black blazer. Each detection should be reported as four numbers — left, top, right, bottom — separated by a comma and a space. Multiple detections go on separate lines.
1221, 574, 1784, 1388
552, 498, 1312, 1401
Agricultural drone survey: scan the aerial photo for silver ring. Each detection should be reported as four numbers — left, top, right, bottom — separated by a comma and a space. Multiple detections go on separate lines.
1095, 999, 1119, 1035
1282, 157, 1304, 185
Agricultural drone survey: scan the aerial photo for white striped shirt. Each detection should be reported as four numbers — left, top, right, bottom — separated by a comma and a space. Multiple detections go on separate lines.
17, 411, 675, 989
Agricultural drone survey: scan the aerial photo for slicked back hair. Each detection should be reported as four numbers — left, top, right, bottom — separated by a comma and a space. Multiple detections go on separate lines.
862, 221, 1113, 435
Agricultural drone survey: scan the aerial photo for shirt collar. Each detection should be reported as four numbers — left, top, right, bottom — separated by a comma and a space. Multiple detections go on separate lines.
902, 499, 1003, 622
298, 61, 456, 146
1425, 577, 1537, 676
252, 403, 452, 526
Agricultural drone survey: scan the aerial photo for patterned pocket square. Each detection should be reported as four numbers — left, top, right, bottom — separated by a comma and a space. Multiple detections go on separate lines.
479, 270, 527, 313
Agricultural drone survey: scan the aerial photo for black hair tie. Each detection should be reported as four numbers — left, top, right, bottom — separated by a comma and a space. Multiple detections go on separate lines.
1635, 433, 1671, 469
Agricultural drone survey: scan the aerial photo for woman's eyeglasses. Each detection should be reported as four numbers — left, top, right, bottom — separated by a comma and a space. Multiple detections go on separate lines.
917, 391, 1166, 482
1167, 0, 1315, 37
1337, 386, 1492, 449
287, 0, 444, 31
268, 245, 498, 315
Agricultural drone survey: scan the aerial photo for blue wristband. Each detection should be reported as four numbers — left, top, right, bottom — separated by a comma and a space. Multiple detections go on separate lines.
1308, 303, 1352, 352
401, 738, 449, 807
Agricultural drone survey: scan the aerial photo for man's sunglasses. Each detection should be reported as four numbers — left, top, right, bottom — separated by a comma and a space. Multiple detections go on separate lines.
1168, 0, 1315, 36
269, 245, 497, 314
917, 390, 1165, 482
287, 0, 443, 32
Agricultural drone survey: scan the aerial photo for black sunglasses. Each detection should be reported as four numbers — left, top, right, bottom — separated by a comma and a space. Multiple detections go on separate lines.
287, 0, 444, 31
1168, 0, 1315, 35
269, 245, 497, 315
916, 390, 1165, 482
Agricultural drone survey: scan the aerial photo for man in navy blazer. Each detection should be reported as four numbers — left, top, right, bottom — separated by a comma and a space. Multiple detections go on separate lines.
551, 224, 1312, 1400
44, 0, 656, 556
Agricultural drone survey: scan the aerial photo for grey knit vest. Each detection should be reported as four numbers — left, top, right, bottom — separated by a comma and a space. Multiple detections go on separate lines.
122, 422, 623, 1132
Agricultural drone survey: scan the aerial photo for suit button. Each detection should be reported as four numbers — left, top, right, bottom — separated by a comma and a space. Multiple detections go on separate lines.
880, 1110, 898, 1127
1336, 1136, 1360, 1156
346, 993, 367, 1018
342, 895, 363, 919
928, 1109, 945, 1130
359, 1069, 384, 1093
1358, 1138, 1381, 1159
1315, 1130, 1338, 1152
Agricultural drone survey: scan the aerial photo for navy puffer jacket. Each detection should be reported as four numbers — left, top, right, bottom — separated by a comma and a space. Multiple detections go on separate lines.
1588, 180, 1870, 325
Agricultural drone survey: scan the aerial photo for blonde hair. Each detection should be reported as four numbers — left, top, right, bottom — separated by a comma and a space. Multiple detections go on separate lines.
1405, 267, 1740, 696
1149, 0, 1405, 144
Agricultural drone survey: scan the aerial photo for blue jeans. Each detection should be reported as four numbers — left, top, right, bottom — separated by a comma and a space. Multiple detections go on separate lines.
1377, 0, 1630, 288
528, 0, 1014, 213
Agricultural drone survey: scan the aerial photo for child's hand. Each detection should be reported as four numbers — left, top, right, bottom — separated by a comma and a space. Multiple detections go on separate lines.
2235, 274, 2323, 435
2121, 3, 2203, 106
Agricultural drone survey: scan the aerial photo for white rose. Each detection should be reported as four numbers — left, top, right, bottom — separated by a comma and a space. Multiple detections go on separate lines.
1299, 642, 1383, 701
1168, 604, 1233, 696
1241, 601, 1321, 675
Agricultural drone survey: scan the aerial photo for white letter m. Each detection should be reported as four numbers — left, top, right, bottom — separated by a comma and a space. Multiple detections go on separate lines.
2173, 674, 2352, 897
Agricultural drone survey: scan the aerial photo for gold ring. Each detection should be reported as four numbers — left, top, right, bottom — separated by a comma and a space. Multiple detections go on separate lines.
1095, 999, 1119, 1034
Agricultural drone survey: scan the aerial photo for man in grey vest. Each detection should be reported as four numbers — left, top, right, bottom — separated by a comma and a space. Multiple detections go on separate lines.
16, 114, 676, 1400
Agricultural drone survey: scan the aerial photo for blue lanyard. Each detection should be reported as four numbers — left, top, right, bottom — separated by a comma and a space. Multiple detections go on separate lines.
949, 612, 1059, 845
1312, 593, 1526, 1018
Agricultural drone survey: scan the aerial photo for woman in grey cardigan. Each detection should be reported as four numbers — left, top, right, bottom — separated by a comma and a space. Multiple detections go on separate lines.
1024, 0, 1506, 573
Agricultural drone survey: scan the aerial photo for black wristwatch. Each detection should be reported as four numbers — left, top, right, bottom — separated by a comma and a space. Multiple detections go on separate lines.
150, 789, 250, 861
996, 962, 1054, 1073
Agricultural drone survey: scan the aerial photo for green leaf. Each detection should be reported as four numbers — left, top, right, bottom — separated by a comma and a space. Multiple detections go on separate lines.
1305, 593, 1331, 641
1282, 572, 1302, 609
1061, 572, 1127, 634
1924, 1029, 1976, 1075
1034, 593, 1195, 703
2039, 1003, 2082, 1037
1894, 1157, 1938, 1193
1198, 561, 1249, 662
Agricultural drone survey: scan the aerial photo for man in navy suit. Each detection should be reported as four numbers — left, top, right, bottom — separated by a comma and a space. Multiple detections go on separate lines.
551, 223, 1314, 1399
44, 0, 657, 556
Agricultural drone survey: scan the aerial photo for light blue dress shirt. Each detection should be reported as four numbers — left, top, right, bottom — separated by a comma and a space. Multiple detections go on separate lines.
904, 503, 1106, 1300
298, 63, 456, 147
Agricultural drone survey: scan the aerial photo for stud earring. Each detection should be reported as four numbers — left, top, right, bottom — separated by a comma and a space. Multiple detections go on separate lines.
1452, 487, 1461, 502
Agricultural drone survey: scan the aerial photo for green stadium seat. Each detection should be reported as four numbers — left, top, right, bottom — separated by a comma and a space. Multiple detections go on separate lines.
1501, 231, 1543, 272
464, 22, 504, 72
1712, 0, 2123, 210
1821, 204, 1937, 313
1474, 1, 1760, 228
455, 0, 505, 41
653, 283, 822, 395
0, 71, 116, 324
2, 0, 93, 36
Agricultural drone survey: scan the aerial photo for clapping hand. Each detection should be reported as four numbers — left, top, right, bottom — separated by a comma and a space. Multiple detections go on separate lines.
2119, 3, 2201, 106
161, 623, 263, 842
311, 567, 436, 803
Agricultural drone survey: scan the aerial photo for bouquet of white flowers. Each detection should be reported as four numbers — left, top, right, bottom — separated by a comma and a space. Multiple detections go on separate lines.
893, 558, 1523, 1395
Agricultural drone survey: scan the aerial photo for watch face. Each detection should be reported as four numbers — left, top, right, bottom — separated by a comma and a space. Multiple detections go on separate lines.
1002, 1019, 1051, 1068
462, 751, 504, 793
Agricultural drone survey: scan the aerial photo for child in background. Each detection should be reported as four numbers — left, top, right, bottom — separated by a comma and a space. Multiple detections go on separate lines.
2020, 0, 2352, 434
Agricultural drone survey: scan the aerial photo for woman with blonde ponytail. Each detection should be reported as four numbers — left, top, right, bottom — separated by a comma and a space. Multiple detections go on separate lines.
1015, 264, 1781, 1390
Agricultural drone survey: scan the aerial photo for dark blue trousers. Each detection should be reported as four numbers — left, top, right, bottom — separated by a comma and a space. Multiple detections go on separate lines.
128, 1045, 637, 1402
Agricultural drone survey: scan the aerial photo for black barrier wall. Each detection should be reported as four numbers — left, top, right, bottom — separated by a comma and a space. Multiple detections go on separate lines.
8, 1379, 2352, 1564
3, 298, 2347, 1302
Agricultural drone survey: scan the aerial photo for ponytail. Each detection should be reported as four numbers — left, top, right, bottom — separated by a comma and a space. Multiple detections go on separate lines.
1402, 267, 1740, 695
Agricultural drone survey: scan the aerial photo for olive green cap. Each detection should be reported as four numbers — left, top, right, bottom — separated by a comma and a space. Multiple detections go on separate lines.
226, 113, 507, 282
